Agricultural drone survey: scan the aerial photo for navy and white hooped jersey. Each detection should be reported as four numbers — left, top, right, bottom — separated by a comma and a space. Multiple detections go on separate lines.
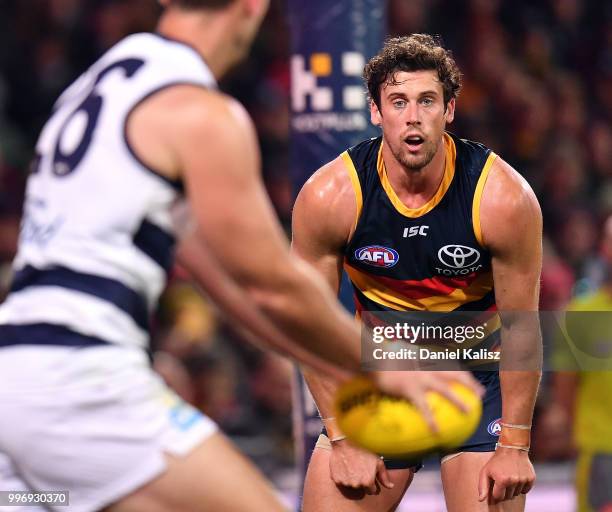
342, 132, 498, 316
0, 33, 216, 349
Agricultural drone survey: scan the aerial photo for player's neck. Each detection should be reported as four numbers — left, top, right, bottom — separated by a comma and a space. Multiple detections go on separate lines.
157, 9, 238, 80
381, 136, 447, 208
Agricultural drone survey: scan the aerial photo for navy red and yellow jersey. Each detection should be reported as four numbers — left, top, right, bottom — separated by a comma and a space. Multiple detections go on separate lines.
342, 132, 497, 316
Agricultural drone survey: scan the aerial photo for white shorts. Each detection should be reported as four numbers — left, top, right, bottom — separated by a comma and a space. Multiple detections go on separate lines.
0, 345, 217, 512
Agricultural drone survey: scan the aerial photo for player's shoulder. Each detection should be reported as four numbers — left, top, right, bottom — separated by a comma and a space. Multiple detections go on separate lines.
479, 156, 542, 249
293, 153, 361, 245
161, 87, 248, 128
484, 156, 540, 217
297, 155, 357, 215
450, 132, 491, 158
299, 135, 379, 201
345, 136, 382, 164
447, 132, 493, 180
110, 32, 213, 74
127, 84, 257, 182
136, 85, 254, 147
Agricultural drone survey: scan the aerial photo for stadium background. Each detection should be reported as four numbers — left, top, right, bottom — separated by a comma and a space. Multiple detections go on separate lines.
0, 0, 610, 510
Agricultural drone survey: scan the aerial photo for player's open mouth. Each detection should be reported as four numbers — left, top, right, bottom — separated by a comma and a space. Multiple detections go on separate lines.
404, 135, 425, 151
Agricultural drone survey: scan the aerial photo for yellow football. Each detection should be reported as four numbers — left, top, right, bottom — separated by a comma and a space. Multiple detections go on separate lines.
334, 377, 482, 458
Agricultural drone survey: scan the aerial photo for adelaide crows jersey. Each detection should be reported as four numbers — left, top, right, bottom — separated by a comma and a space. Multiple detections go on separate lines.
0, 33, 216, 349
342, 132, 497, 316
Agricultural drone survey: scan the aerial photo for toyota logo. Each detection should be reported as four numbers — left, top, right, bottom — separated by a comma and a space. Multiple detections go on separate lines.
438, 244, 481, 269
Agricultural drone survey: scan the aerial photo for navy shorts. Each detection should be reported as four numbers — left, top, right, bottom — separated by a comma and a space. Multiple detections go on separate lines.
322, 370, 502, 471
452, 370, 502, 452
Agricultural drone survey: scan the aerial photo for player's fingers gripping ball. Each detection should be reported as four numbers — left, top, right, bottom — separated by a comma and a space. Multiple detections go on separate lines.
334, 377, 482, 458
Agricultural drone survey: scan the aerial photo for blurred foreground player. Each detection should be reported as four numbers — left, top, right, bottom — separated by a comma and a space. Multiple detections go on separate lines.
0, 4, 481, 512
293, 35, 543, 511
546, 215, 612, 512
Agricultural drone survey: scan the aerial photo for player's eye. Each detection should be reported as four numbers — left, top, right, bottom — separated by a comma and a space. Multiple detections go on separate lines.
392, 99, 406, 108
421, 97, 434, 106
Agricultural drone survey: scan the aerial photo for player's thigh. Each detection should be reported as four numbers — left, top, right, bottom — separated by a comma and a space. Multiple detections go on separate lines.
441, 452, 525, 512
302, 447, 413, 512
104, 432, 286, 512
0, 452, 45, 512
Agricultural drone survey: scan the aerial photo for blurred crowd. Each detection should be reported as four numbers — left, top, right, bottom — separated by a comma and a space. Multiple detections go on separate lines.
0, 0, 610, 478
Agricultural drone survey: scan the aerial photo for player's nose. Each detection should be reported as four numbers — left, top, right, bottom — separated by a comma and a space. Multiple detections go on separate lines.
405, 102, 420, 125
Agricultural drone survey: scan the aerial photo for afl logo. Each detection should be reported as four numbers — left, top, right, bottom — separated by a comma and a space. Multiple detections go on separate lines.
438, 244, 480, 269
355, 246, 399, 268
487, 418, 502, 436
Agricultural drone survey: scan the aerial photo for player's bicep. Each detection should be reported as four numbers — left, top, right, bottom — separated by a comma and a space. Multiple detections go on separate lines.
177, 94, 292, 287
481, 160, 542, 310
291, 162, 355, 292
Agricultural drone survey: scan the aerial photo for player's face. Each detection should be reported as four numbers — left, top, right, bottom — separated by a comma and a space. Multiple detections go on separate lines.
371, 70, 455, 171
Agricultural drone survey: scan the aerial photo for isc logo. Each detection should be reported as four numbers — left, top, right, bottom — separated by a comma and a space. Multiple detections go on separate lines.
355, 246, 399, 268
403, 225, 429, 238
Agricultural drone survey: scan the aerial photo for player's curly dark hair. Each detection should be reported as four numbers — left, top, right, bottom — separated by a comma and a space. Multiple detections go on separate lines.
364, 34, 462, 109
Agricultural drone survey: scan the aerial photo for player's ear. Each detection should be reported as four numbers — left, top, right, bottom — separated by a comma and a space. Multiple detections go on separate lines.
370, 99, 382, 127
444, 98, 455, 124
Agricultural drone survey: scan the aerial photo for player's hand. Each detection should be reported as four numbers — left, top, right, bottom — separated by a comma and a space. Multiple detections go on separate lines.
370, 370, 485, 432
329, 439, 394, 494
478, 447, 535, 504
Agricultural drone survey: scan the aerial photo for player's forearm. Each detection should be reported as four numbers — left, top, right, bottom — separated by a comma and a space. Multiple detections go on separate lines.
499, 314, 542, 446
249, 257, 362, 374
176, 235, 353, 381
499, 370, 540, 446
302, 369, 345, 438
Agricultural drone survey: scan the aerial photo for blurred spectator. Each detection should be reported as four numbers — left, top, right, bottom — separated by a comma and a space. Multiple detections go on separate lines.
155, 281, 220, 358
0, 145, 25, 300
555, 209, 599, 281
540, 237, 575, 310
245, 352, 295, 475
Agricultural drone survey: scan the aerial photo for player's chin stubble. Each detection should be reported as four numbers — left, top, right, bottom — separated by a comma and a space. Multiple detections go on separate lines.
394, 140, 438, 172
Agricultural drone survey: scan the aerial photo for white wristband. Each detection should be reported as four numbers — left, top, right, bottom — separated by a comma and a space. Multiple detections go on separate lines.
500, 422, 532, 430
495, 442, 529, 452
